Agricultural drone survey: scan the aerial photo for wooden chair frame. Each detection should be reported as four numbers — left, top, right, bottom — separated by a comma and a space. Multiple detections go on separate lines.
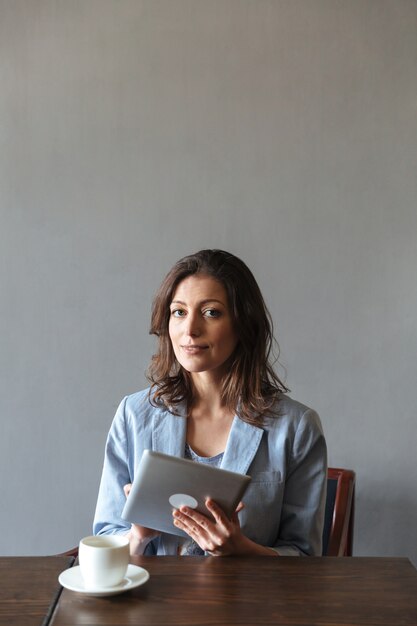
326, 467, 356, 556
61, 546, 78, 558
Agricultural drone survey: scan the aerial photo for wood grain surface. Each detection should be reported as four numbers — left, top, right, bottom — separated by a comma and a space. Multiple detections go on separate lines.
0, 556, 74, 626
49, 556, 417, 626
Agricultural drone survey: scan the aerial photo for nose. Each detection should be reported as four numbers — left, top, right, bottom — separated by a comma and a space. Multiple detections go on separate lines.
184, 311, 201, 337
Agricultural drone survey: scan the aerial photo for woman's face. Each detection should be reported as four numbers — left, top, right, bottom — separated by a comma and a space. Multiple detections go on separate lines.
168, 274, 239, 379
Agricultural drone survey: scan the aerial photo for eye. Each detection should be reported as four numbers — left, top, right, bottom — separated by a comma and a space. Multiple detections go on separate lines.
203, 309, 221, 318
171, 308, 186, 318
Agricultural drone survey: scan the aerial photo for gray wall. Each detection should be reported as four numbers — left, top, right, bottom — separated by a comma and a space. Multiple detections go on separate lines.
1, 0, 416, 564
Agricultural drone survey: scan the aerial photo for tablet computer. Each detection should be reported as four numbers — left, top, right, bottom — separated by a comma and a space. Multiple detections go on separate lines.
121, 450, 251, 537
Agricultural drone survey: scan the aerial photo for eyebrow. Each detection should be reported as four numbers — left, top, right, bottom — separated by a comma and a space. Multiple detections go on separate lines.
170, 299, 226, 306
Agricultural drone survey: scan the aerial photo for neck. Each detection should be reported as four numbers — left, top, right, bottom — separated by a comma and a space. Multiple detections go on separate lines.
189, 371, 229, 418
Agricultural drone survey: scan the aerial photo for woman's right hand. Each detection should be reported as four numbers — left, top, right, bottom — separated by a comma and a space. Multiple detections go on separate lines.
123, 483, 161, 553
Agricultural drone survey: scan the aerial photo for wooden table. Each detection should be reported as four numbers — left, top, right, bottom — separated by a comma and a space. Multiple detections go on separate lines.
49, 556, 417, 626
0, 556, 74, 626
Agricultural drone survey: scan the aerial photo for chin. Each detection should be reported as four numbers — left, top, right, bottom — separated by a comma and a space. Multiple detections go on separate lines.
175, 357, 210, 372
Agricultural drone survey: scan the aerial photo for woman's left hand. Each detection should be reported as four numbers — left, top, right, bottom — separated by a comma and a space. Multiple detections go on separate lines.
172, 498, 248, 556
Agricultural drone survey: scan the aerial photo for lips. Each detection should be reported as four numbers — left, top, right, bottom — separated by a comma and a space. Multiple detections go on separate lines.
181, 345, 209, 353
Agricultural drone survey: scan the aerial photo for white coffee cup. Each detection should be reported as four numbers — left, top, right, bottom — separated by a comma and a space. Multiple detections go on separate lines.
78, 535, 130, 588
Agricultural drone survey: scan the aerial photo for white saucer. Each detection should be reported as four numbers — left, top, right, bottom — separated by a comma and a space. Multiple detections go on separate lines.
58, 564, 150, 597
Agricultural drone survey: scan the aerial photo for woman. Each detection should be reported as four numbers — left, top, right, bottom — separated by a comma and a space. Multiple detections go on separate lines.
94, 249, 327, 556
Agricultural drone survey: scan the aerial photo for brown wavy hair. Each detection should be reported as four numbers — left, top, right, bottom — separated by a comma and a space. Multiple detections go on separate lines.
147, 249, 289, 426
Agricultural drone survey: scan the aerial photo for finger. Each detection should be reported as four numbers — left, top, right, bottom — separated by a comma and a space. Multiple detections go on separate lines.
173, 514, 209, 547
205, 498, 230, 528
231, 501, 244, 524
123, 483, 132, 498
173, 507, 213, 534
235, 501, 245, 513
173, 508, 222, 547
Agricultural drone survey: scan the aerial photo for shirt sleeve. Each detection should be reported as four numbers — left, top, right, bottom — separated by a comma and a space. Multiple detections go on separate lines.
93, 397, 132, 537
272, 409, 327, 556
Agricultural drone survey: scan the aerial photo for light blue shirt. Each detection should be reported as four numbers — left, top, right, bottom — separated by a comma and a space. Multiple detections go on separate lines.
93, 389, 327, 556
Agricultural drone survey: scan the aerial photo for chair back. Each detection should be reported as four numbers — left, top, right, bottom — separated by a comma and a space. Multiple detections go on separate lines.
322, 467, 355, 556
59, 547, 78, 558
